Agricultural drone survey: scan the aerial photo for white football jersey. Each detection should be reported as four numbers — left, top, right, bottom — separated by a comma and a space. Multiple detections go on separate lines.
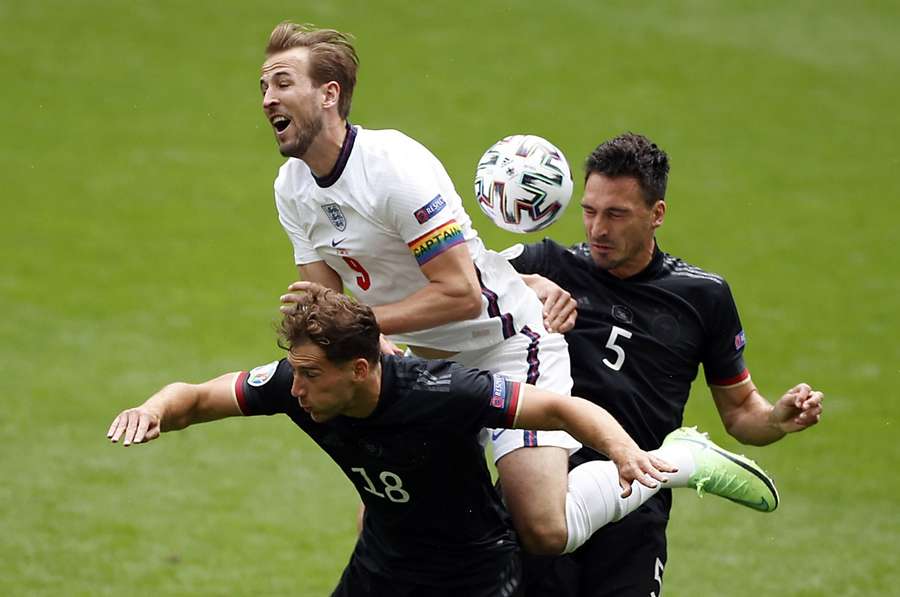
274, 125, 544, 351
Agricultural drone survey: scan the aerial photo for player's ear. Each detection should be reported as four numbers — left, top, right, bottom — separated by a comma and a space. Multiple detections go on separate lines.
651, 200, 666, 228
321, 81, 341, 111
351, 357, 369, 381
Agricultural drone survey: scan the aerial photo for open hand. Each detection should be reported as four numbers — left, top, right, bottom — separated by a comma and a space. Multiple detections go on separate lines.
107, 407, 161, 446
609, 443, 678, 498
521, 274, 577, 333
280, 280, 320, 314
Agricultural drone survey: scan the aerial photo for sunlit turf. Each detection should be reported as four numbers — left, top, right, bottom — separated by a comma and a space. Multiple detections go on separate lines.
2, 1, 897, 594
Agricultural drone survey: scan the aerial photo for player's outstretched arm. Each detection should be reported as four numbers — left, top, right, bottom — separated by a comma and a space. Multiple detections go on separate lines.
107, 373, 243, 446
711, 381, 824, 446
514, 386, 676, 496
519, 273, 577, 333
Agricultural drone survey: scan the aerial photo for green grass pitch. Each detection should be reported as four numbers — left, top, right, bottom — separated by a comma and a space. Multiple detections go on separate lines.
1, 1, 897, 595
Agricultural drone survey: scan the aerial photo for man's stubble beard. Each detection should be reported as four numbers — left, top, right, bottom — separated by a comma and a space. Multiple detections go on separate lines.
281, 112, 324, 159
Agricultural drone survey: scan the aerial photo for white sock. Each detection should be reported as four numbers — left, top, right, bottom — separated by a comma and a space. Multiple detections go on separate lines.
563, 460, 661, 553
562, 445, 698, 553
650, 443, 696, 488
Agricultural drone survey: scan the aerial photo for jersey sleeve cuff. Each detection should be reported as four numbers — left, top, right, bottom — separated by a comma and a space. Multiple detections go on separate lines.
708, 368, 752, 389
506, 381, 523, 428
233, 371, 251, 415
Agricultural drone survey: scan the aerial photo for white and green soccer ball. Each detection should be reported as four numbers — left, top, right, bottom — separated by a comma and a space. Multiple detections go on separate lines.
474, 134, 574, 233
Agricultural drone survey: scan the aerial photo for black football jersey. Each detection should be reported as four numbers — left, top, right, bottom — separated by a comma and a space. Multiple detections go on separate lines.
511, 240, 748, 486
234, 355, 521, 587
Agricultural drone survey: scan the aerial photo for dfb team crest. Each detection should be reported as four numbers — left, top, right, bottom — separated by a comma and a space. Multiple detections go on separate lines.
321, 203, 347, 231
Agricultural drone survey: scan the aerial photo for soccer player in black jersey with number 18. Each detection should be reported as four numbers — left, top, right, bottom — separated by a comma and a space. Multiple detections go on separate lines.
510, 132, 825, 597
107, 285, 783, 596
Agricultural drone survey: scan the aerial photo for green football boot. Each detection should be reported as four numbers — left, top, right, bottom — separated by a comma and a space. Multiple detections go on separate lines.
662, 426, 779, 512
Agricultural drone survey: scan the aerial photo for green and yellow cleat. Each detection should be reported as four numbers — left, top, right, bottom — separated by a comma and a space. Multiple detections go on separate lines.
663, 426, 779, 512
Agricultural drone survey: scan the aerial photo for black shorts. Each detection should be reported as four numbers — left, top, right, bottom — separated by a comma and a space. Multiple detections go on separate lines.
332, 551, 522, 597
522, 502, 669, 597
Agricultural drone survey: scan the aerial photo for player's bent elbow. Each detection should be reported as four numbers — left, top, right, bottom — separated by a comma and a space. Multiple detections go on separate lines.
461, 292, 483, 319
451, 283, 483, 320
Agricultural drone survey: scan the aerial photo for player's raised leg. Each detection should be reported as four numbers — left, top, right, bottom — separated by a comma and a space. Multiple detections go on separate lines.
555, 425, 780, 555
496, 445, 570, 554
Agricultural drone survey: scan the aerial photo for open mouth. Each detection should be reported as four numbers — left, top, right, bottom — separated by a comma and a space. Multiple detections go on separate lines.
271, 115, 292, 133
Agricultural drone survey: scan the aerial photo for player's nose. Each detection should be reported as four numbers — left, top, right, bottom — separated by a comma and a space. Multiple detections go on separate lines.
291, 376, 306, 398
262, 89, 279, 108
588, 216, 607, 238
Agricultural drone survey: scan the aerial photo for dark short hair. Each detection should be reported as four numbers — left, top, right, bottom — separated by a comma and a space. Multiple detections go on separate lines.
585, 133, 669, 206
266, 22, 359, 119
278, 285, 380, 365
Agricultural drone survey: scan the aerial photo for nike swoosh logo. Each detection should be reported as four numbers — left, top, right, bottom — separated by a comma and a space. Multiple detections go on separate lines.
726, 496, 770, 511
331, 238, 346, 247
492, 430, 506, 440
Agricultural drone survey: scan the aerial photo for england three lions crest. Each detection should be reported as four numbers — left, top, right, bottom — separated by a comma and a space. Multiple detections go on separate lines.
321, 203, 347, 231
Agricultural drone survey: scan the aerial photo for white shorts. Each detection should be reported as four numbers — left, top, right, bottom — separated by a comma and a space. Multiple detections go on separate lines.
451, 323, 582, 463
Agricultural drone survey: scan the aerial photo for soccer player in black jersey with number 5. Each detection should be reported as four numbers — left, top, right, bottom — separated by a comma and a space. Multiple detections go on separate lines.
510, 132, 825, 597
107, 284, 784, 596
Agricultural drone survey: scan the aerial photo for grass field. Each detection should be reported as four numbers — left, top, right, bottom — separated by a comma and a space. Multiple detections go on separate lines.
2, 1, 898, 595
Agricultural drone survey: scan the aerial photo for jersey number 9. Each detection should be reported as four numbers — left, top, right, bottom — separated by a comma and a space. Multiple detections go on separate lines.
342, 257, 372, 291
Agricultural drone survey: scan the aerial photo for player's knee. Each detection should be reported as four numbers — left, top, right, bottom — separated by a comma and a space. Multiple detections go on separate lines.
516, 520, 567, 555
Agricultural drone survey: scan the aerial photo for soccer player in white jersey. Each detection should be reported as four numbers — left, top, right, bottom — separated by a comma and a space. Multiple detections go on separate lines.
258, 22, 768, 557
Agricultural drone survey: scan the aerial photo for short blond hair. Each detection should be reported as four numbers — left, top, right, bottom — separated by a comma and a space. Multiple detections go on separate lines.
266, 22, 359, 119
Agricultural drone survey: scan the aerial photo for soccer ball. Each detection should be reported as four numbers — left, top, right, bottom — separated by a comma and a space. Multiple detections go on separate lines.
474, 134, 573, 233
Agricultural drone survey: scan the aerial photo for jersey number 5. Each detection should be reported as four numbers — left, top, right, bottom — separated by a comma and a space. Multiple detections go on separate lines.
602, 325, 633, 371
342, 257, 371, 291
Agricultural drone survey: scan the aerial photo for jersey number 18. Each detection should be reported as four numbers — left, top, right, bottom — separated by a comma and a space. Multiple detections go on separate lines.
351, 467, 410, 503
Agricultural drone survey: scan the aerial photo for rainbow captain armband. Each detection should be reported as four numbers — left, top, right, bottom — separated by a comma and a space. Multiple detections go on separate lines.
408, 220, 465, 266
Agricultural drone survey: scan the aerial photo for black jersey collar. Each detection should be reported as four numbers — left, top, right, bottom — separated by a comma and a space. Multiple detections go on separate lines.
633, 241, 665, 281
312, 121, 357, 188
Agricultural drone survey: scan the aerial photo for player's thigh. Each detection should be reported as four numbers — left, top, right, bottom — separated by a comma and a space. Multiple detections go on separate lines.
496, 445, 569, 537
574, 505, 669, 597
